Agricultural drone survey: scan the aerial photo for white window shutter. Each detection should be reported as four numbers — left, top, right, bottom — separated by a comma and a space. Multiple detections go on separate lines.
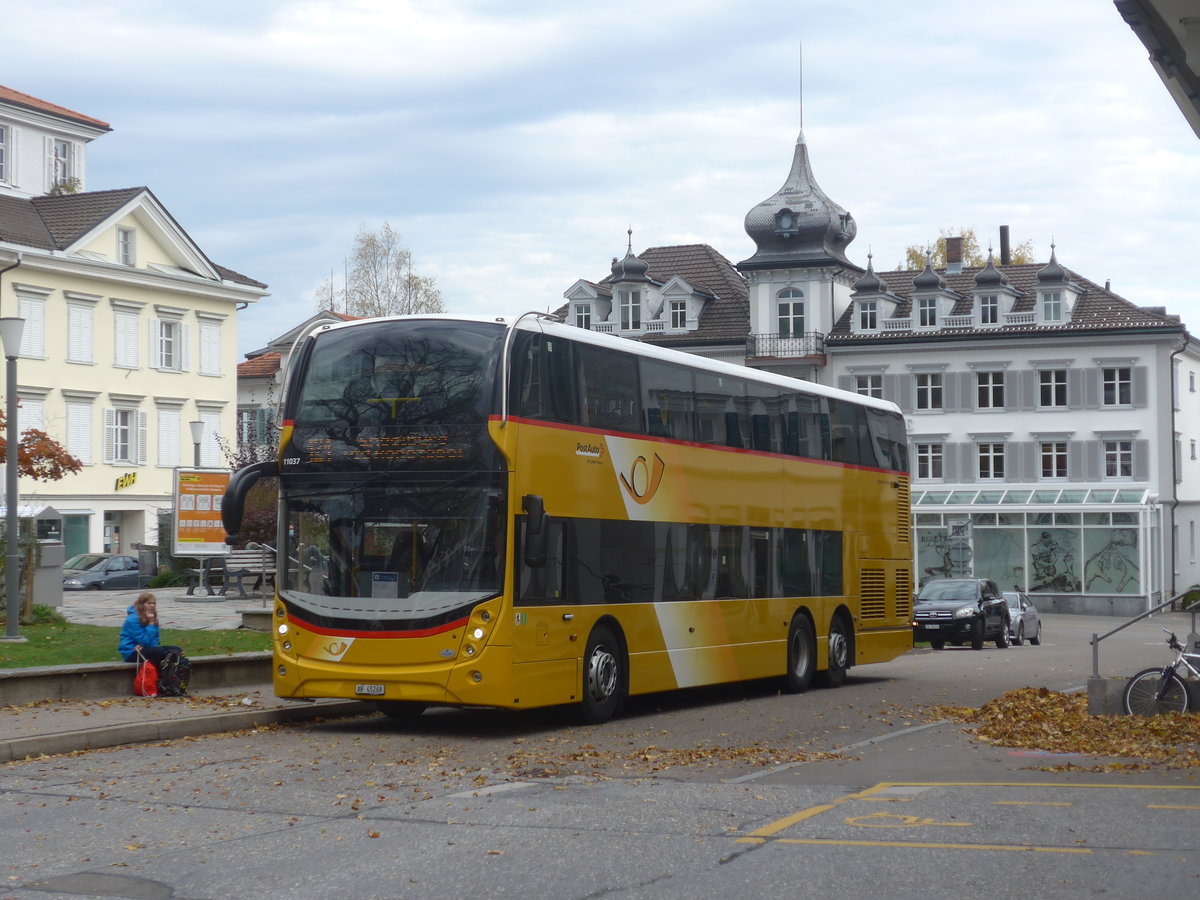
137, 410, 149, 465
180, 323, 191, 372
201, 411, 221, 467
17, 399, 43, 434
7, 125, 18, 188
148, 318, 160, 369
103, 408, 115, 463
44, 135, 53, 191
157, 408, 180, 466
200, 322, 220, 375
67, 404, 92, 466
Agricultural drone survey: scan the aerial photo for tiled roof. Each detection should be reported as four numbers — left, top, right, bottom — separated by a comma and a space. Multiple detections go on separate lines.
238, 351, 281, 378
214, 263, 268, 289
0, 189, 266, 289
0, 194, 55, 248
827, 262, 1181, 342
0, 85, 111, 130
561, 244, 749, 345
30, 188, 144, 246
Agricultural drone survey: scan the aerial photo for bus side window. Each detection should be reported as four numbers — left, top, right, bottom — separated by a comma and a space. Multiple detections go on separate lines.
785, 394, 829, 461
829, 398, 870, 466
747, 381, 782, 453
516, 517, 565, 606
640, 358, 694, 440
695, 372, 744, 448
866, 407, 909, 472
577, 343, 641, 433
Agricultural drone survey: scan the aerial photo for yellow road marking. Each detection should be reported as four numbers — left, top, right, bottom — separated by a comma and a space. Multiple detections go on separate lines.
769, 838, 1092, 853
995, 801, 1072, 807
846, 812, 971, 828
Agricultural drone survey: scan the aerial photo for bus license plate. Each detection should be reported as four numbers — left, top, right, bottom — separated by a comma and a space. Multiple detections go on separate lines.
355, 684, 385, 696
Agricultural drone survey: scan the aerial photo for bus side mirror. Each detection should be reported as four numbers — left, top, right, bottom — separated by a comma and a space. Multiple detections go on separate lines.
522, 494, 547, 568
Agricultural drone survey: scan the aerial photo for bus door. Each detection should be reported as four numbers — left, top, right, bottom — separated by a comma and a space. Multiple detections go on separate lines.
512, 515, 577, 668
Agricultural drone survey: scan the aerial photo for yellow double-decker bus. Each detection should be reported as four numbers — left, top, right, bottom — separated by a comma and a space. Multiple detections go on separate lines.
223, 313, 912, 723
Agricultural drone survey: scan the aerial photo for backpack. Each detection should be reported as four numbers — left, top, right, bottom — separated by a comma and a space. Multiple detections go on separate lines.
133, 658, 158, 697
156, 651, 191, 697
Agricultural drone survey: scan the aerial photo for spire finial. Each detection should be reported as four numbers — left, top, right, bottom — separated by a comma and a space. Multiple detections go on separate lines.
799, 41, 804, 130
627, 226, 633, 254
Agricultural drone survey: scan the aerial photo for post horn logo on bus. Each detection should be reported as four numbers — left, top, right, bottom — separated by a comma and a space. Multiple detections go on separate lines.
619, 453, 666, 505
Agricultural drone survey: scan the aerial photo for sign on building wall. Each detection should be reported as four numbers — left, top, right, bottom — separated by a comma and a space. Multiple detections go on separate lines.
173, 469, 231, 556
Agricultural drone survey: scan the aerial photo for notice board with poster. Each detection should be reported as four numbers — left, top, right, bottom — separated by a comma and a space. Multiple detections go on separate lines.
173, 469, 232, 556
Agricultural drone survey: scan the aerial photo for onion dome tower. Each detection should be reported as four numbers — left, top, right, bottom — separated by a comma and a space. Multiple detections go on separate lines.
611, 228, 651, 283
737, 130, 859, 271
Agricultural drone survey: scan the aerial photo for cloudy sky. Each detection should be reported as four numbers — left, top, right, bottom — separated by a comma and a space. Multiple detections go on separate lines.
6, 0, 1198, 356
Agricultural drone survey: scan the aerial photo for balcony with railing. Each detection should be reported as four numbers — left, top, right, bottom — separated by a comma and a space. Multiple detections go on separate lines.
746, 331, 825, 360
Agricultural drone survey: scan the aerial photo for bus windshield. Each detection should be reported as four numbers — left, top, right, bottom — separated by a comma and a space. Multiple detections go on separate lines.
282, 474, 506, 630
288, 319, 504, 470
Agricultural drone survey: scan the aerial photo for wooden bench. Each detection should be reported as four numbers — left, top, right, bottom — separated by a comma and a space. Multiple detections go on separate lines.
185, 557, 225, 596
222, 544, 276, 598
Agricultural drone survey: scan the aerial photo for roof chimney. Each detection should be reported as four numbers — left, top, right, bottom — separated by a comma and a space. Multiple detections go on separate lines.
945, 236, 963, 274
999, 226, 1011, 265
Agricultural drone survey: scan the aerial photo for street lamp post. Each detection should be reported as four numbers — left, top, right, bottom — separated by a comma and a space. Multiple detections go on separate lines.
0, 316, 26, 642
189, 420, 204, 469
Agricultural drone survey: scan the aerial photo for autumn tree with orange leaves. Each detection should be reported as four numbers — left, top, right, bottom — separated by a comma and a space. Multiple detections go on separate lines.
0, 407, 82, 624
0, 409, 83, 481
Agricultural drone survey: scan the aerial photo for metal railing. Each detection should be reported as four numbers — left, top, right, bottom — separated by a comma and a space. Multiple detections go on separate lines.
745, 332, 825, 359
1090, 590, 1199, 678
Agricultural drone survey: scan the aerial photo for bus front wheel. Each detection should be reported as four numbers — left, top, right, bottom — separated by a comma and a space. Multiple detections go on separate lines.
782, 614, 816, 693
580, 624, 624, 724
817, 615, 851, 688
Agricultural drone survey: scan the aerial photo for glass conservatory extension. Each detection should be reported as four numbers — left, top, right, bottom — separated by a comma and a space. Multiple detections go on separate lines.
912, 488, 1162, 608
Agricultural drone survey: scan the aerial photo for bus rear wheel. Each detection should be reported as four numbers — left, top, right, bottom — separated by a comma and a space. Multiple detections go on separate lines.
782, 614, 816, 693
817, 614, 851, 688
580, 624, 624, 724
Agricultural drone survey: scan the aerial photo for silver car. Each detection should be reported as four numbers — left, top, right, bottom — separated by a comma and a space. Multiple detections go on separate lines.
1003, 591, 1042, 646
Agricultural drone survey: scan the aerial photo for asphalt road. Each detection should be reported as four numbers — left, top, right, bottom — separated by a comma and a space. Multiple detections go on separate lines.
2, 611, 1198, 899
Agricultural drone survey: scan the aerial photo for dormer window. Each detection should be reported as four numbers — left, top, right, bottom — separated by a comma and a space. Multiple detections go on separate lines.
979, 294, 999, 325
774, 208, 800, 237
619, 290, 641, 330
777, 288, 804, 336
575, 304, 592, 330
117, 227, 136, 266
670, 300, 686, 329
858, 300, 877, 331
51, 138, 74, 189
917, 296, 938, 328
1042, 291, 1063, 323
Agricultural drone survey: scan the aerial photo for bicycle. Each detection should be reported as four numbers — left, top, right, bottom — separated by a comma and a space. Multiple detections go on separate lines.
1122, 628, 1200, 715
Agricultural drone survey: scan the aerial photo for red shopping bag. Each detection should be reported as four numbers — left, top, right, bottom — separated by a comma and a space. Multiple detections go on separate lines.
133, 656, 159, 697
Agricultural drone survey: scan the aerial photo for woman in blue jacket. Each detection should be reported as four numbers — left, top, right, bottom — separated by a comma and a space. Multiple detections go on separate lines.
118, 592, 183, 665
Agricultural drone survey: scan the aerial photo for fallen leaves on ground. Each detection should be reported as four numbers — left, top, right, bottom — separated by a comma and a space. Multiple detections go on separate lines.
501, 740, 843, 778
928, 687, 1200, 770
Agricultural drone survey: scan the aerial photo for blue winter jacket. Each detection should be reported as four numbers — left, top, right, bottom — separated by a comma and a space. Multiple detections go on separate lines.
118, 605, 160, 662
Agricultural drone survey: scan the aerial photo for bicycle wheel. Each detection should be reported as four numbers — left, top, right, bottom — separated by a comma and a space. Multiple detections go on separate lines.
1123, 667, 1190, 715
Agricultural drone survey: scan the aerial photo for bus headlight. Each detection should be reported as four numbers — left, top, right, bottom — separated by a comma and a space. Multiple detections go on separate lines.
278, 623, 289, 635
465, 645, 476, 656
472, 627, 485, 640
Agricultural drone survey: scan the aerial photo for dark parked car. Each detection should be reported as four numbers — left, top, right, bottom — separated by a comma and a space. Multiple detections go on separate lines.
913, 577, 1010, 650
1003, 591, 1042, 646
62, 553, 141, 590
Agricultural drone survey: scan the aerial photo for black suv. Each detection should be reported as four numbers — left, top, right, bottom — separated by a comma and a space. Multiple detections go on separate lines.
913, 578, 1011, 650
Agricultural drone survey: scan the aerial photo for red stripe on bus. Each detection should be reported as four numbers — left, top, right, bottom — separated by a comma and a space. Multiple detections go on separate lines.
287, 611, 469, 639
492, 414, 904, 476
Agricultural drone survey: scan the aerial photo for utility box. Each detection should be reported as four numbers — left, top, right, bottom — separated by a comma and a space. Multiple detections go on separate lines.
136, 545, 160, 588
32, 541, 65, 610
